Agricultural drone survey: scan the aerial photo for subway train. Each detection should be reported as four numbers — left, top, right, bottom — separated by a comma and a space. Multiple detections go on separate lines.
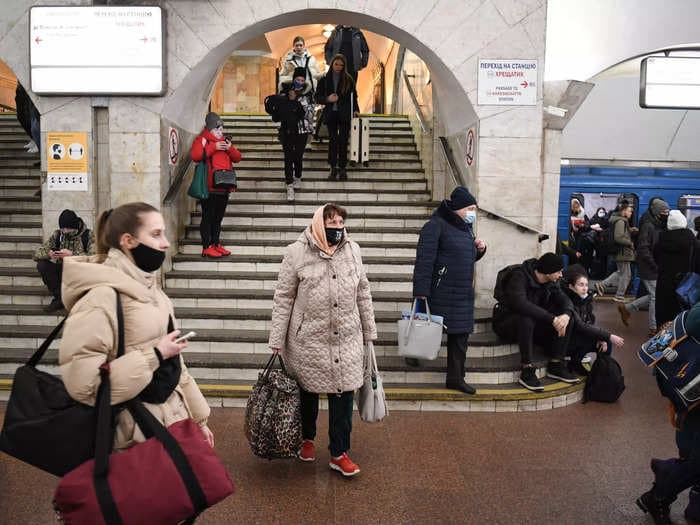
558, 165, 700, 241
557, 165, 700, 280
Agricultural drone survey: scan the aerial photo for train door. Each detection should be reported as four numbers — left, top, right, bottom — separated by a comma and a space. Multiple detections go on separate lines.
679, 195, 700, 232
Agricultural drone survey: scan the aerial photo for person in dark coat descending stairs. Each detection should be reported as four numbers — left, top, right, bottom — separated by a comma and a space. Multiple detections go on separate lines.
411, 187, 487, 394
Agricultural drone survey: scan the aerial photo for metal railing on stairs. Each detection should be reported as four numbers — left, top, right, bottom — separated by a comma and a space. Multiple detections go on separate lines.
437, 137, 549, 243
402, 71, 431, 133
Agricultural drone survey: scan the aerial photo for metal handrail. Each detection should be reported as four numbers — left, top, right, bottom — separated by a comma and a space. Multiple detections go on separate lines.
162, 156, 193, 204
438, 136, 549, 242
402, 71, 431, 133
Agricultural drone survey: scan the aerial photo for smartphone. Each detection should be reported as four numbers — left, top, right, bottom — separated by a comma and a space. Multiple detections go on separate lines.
174, 331, 196, 344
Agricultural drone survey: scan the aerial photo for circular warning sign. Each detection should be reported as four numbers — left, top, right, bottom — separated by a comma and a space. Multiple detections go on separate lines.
465, 129, 475, 166
168, 127, 179, 165
51, 143, 65, 160
68, 142, 84, 160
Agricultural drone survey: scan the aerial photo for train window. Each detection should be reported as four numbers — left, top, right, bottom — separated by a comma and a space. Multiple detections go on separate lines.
572, 192, 639, 224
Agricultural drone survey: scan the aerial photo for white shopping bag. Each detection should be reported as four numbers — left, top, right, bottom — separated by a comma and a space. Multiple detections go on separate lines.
357, 342, 388, 423
396, 299, 444, 360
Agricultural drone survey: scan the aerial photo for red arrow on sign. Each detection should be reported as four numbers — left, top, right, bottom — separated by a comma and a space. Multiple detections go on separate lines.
34, 36, 42, 44
520, 81, 529, 88
140, 37, 148, 43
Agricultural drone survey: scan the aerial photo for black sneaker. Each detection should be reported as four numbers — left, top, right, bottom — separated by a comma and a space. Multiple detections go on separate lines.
636, 490, 673, 525
44, 298, 64, 312
338, 168, 348, 181
518, 367, 544, 391
327, 167, 338, 180
405, 358, 420, 367
546, 361, 580, 383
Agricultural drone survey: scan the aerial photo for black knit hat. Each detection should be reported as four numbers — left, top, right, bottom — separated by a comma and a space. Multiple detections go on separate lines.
292, 66, 307, 80
535, 252, 564, 274
205, 112, 222, 131
58, 209, 80, 230
447, 186, 477, 210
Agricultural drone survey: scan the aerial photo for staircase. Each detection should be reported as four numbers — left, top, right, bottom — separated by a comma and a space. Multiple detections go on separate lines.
0, 112, 584, 411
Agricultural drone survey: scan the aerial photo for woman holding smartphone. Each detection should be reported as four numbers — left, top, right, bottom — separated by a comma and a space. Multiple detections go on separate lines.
58, 202, 214, 451
315, 54, 359, 181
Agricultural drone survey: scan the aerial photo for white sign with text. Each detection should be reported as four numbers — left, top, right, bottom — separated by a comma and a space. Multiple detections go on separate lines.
30, 6, 164, 95
478, 59, 537, 106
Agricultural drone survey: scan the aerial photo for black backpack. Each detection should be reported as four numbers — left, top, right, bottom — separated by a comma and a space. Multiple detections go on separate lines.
583, 352, 625, 403
264, 95, 283, 122
493, 264, 521, 303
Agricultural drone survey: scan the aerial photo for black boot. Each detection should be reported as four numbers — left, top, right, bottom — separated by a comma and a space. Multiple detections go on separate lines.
327, 167, 338, 180
338, 168, 348, 181
405, 358, 420, 367
445, 380, 476, 395
44, 297, 64, 313
636, 490, 673, 525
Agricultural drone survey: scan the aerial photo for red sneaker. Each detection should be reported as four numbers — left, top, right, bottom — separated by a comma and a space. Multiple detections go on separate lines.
329, 453, 360, 477
213, 244, 231, 256
298, 439, 315, 462
202, 245, 222, 258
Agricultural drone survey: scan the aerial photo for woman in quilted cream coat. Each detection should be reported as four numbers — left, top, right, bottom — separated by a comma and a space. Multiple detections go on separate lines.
269, 203, 377, 476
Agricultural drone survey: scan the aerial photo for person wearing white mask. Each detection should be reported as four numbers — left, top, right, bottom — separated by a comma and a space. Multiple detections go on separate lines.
410, 186, 487, 393
279, 36, 322, 92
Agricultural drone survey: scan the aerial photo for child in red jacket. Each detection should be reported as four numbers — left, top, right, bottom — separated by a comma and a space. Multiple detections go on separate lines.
190, 112, 242, 258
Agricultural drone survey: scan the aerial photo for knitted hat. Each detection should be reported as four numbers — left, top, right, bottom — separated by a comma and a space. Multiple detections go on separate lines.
205, 112, 222, 131
447, 186, 477, 210
58, 209, 80, 230
650, 199, 670, 217
292, 66, 307, 80
535, 252, 564, 274
667, 210, 687, 231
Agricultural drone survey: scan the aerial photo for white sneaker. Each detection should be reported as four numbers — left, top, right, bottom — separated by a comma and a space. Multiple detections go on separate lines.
23, 141, 32, 150
286, 184, 295, 201
26, 140, 38, 153
293, 177, 301, 189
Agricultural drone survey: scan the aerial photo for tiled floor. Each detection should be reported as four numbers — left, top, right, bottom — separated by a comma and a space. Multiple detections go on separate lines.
0, 302, 690, 524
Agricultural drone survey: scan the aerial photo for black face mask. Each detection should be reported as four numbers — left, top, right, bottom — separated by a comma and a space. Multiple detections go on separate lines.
130, 243, 166, 272
325, 228, 344, 246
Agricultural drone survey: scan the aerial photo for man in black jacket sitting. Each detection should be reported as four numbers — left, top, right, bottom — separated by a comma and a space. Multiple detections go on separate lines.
492, 253, 580, 391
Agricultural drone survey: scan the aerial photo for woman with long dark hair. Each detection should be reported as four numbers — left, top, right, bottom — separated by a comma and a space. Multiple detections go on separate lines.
315, 54, 359, 181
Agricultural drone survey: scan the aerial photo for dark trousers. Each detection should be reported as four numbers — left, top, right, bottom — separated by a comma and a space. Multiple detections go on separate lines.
326, 111, 350, 168
493, 307, 573, 365
654, 413, 700, 500
199, 193, 229, 248
37, 259, 62, 299
300, 388, 354, 457
282, 133, 308, 184
446, 333, 469, 385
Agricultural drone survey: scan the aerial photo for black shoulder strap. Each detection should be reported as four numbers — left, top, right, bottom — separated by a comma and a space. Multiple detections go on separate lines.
81, 229, 90, 253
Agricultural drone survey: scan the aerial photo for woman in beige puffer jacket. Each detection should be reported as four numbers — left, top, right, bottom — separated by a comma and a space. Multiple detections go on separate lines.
59, 202, 212, 451
269, 203, 376, 476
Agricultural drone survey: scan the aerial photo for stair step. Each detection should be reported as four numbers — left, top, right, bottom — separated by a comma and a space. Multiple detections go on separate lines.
0, 252, 37, 267
184, 228, 418, 243
235, 171, 425, 182
228, 192, 430, 203
237, 143, 417, 152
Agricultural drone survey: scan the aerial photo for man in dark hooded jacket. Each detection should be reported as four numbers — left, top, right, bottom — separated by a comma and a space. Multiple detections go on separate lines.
617, 198, 669, 337
492, 253, 580, 391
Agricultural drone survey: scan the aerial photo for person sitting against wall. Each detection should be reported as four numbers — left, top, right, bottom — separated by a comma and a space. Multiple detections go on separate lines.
595, 200, 637, 302
277, 67, 316, 202
492, 253, 580, 392
562, 264, 625, 374
190, 112, 242, 258
315, 54, 359, 181
33, 209, 95, 312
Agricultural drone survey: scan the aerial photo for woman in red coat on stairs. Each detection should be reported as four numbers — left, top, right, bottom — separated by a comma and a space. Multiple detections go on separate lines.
190, 112, 242, 258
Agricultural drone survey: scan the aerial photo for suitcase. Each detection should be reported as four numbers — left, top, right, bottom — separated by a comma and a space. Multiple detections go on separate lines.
349, 117, 370, 167
639, 310, 700, 410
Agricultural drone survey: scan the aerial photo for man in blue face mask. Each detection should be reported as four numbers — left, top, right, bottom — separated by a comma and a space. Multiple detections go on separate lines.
411, 186, 487, 393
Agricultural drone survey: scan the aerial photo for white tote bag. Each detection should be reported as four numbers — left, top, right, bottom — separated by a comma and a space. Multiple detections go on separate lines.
357, 342, 388, 423
397, 299, 444, 360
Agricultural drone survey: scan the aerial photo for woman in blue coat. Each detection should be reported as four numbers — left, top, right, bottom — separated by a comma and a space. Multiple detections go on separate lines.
411, 187, 487, 393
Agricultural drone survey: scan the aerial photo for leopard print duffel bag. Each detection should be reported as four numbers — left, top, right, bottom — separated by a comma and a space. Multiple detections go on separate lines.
244, 353, 302, 459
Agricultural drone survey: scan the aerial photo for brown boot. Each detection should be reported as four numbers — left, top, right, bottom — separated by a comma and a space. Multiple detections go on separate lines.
617, 302, 631, 326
